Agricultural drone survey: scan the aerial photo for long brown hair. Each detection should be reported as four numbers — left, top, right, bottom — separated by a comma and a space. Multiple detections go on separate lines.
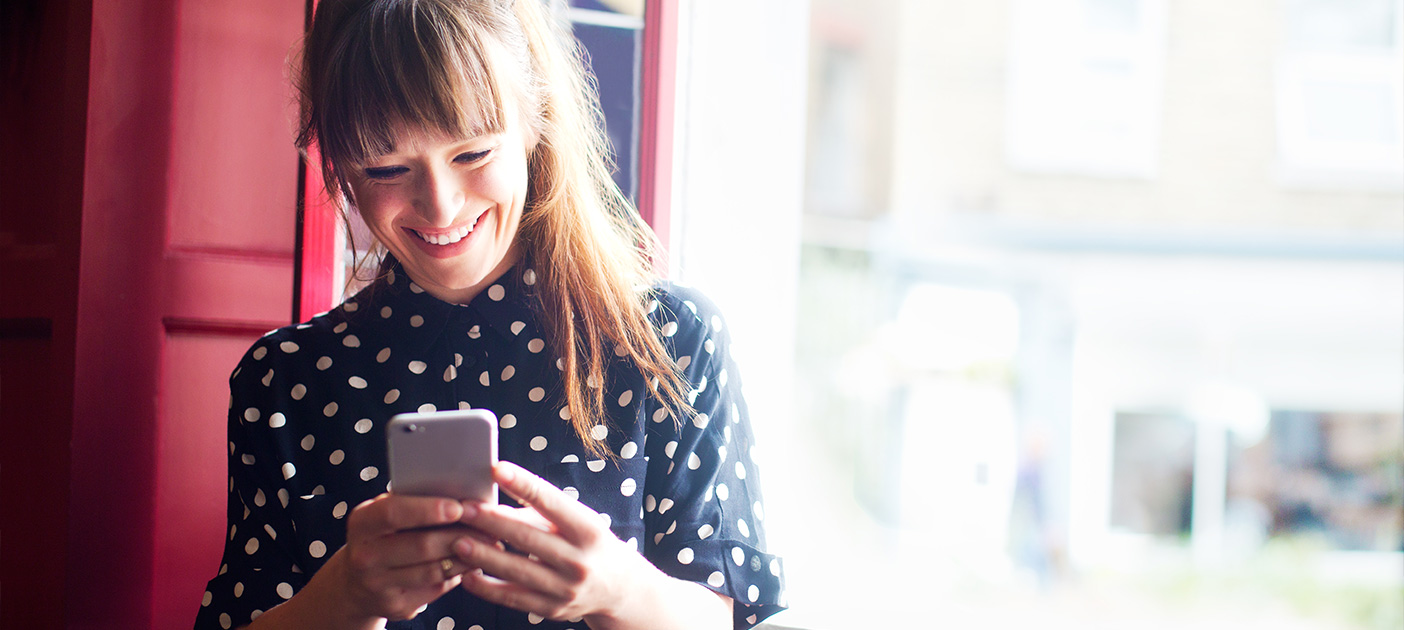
295, 0, 690, 458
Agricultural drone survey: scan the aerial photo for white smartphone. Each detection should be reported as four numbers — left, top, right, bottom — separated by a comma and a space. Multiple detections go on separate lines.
386, 409, 498, 504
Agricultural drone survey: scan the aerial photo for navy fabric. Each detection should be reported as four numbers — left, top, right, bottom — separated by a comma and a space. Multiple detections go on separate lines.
194, 262, 786, 630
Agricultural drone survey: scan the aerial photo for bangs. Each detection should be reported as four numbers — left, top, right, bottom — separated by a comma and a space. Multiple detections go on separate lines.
317, 1, 509, 167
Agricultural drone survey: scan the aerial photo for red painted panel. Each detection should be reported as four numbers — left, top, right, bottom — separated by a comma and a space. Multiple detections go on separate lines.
639, 0, 678, 259
167, 0, 302, 254
155, 332, 268, 629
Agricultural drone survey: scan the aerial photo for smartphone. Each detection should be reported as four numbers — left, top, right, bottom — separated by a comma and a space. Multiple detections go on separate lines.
386, 409, 498, 504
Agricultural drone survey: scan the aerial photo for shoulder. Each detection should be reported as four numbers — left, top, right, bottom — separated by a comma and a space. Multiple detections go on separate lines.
648, 282, 730, 343
230, 301, 364, 383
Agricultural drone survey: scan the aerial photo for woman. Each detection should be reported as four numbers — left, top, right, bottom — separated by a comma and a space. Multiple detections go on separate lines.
193, 1, 785, 629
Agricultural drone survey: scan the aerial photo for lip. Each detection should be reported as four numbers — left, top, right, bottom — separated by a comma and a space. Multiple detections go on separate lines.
403, 211, 488, 259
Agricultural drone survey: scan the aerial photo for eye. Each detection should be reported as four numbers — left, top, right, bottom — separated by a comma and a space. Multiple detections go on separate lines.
455, 149, 491, 164
363, 165, 409, 180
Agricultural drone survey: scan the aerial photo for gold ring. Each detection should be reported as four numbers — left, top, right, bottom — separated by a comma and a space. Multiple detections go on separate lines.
440, 558, 455, 578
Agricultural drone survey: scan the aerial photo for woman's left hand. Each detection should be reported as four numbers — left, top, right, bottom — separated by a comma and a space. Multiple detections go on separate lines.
451, 461, 697, 627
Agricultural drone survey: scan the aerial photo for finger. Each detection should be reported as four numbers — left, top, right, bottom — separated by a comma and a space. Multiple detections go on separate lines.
491, 462, 602, 544
462, 505, 579, 570
349, 493, 465, 541
373, 526, 494, 570
459, 567, 567, 619
451, 536, 570, 597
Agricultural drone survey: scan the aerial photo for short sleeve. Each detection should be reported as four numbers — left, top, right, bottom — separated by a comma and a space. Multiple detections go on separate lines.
641, 290, 787, 629
193, 343, 311, 629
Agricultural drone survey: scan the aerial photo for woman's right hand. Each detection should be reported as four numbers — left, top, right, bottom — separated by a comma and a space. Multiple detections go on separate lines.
244, 493, 481, 630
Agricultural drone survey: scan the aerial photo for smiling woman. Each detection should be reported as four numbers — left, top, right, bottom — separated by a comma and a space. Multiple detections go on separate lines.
192, 1, 786, 629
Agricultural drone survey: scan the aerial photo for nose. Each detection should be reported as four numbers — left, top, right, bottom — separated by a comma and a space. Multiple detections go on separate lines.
415, 164, 465, 227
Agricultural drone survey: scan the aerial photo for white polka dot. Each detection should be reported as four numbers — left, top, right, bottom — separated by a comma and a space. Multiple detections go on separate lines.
279, 341, 299, 353
718, 445, 728, 462
586, 459, 607, 472
555, 357, 565, 370
499, 414, 517, 429
664, 441, 678, 458
527, 338, 544, 353
530, 436, 547, 451
560, 454, 579, 463
652, 408, 669, 423
454, 353, 463, 366
202, 590, 212, 606
332, 501, 348, 518
704, 338, 715, 353
501, 365, 515, 381
418, 403, 436, 413
587, 373, 603, 388
527, 612, 544, 624
467, 325, 481, 339
354, 419, 373, 434
692, 413, 710, 429
711, 315, 723, 331
300, 434, 315, 450
769, 558, 781, 576
342, 302, 359, 312
243, 408, 260, 423
654, 532, 665, 545
281, 463, 296, 480
618, 390, 633, 407
360, 466, 378, 481
409, 315, 424, 327
277, 582, 294, 599
677, 547, 695, 564
667, 520, 677, 534
384, 389, 400, 404
523, 269, 537, 285
323, 402, 338, 417
620, 478, 637, 496
242, 453, 256, 465
620, 441, 638, 459
219, 613, 231, 629
731, 547, 745, 566
590, 425, 607, 441
707, 571, 725, 588
661, 321, 678, 337
244, 537, 259, 554
716, 484, 730, 501
718, 369, 729, 388
409, 282, 424, 293
342, 334, 360, 348
658, 498, 674, 514
437, 618, 455, 630
348, 376, 367, 389
559, 407, 572, 420
252, 346, 267, 360
329, 449, 344, 465
253, 488, 265, 506
309, 540, 326, 558
528, 387, 545, 402
561, 486, 580, 501
698, 523, 715, 539
738, 518, 750, 537
748, 584, 759, 602
290, 384, 306, 400
687, 452, 701, 470
277, 488, 289, 508
488, 285, 505, 301
458, 401, 471, 410
510, 321, 526, 335
408, 361, 427, 374
443, 365, 457, 382
333, 322, 348, 333
380, 306, 393, 318
676, 356, 691, 371
261, 369, 273, 386
753, 501, 765, 521
645, 495, 656, 512
376, 348, 391, 363
479, 371, 490, 386
316, 356, 333, 370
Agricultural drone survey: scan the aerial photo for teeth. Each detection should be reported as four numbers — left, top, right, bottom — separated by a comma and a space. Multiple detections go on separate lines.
415, 224, 471, 245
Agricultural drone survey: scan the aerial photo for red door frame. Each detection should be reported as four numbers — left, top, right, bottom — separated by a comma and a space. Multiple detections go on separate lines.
293, 0, 680, 314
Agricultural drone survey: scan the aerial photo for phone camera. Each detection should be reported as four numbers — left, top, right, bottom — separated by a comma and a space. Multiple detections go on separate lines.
404, 423, 420, 433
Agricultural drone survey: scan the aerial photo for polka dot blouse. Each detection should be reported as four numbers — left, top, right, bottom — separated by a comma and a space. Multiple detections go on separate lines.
194, 262, 786, 630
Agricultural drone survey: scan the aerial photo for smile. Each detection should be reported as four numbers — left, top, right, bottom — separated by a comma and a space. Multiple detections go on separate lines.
410, 214, 483, 245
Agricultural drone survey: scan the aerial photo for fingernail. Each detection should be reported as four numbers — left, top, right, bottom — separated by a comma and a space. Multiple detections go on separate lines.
453, 538, 473, 557
497, 462, 516, 482
459, 502, 478, 520
443, 501, 464, 521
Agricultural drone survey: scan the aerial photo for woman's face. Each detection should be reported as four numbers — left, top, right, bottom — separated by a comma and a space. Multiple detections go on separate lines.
347, 107, 534, 305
